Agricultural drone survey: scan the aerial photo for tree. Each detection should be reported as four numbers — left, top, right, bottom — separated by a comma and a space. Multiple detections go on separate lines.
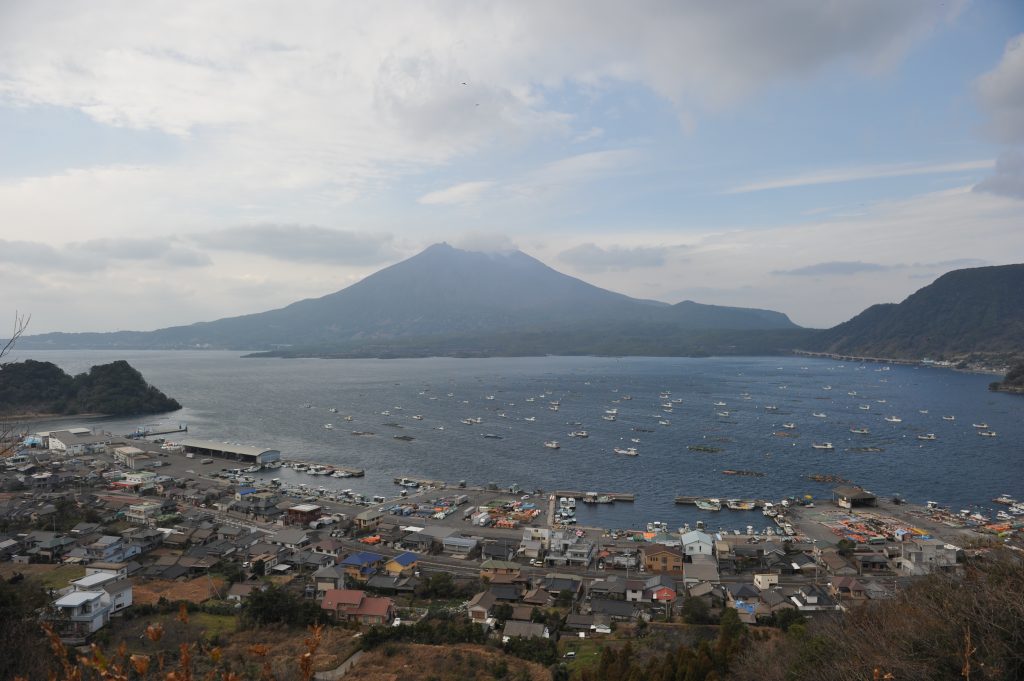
0, 312, 30, 458
681, 596, 710, 624
836, 539, 856, 557
0, 575, 54, 681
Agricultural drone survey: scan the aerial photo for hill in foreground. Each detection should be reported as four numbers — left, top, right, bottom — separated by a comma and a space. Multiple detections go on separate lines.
0, 359, 181, 416
811, 263, 1024, 362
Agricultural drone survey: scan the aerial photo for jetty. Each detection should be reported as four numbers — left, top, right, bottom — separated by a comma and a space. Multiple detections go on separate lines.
126, 424, 188, 439
792, 349, 920, 366
554, 490, 635, 502
675, 495, 765, 508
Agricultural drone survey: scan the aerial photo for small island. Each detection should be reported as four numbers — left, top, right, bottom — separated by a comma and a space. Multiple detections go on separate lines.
989, 363, 1024, 395
0, 359, 181, 417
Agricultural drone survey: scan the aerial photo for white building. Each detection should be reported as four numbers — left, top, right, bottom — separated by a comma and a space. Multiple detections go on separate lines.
52, 591, 112, 644
680, 530, 715, 556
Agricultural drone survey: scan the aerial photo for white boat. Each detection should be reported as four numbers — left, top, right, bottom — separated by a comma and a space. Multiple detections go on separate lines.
525, 397, 535, 402
811, 442, 834, 450
658, 419, 671, 426
524, 416, 536, 422
850, 427, 870, 434
605, 408, 618, 415
717, 411, 730, 417
782, 422, 796, 429
942, 415, 955, 421
661, 402, 673, 408
859, 404, 871, 410
460, 418, 474, 425
822, 385, 832, 391
812, 412, 827, 418
602, 414, 616, 421
630, 438, 641, 443
344, 415, 354, 421
485, 395, 495, 400
919, 409, 929, 414
569, 430, 589, 438
323, 423, 334, 430
613, 447, 638, 456
973, 422, 989, 429
550, 405, 560, 412
412, 414, 424, 420
695, 498, 722, 511
544, 441, 560, 449
884, 416, 902, 423
764, 405, 778, 411
978, 430, 998, 437
917, 433, 937, 441
713, 401, 727, 407
329, 407, 338, 413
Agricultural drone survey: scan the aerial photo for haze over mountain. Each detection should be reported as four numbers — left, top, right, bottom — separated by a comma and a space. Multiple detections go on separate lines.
812, 264, 1024, 360
20, 243, 798, 353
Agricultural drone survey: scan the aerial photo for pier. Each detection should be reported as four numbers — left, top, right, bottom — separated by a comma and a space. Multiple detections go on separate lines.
554, 490, 635, 502
675, 495, 766, 507
126, 425, 188, 439
792, 349, 920, 366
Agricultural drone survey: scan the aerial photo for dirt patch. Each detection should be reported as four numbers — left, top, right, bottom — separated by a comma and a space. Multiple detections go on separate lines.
351, 643, 550, 681
133, 577, 227, 604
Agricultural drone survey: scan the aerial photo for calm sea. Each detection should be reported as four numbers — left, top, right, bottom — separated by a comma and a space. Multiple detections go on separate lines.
11, 350, 1024, 532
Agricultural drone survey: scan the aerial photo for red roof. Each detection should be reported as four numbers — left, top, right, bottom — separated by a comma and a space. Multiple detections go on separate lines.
350, 596, 394, 619
321, 589, 365, 611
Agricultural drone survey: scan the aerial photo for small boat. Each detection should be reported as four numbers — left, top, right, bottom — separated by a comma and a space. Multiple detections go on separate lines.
717, 411, 730, 417
524, 416, 536, 422
329, 407, 338, 413
412, 414, 424, 420
550, 405, 560, 412
859, 404, 871, 410
726, 499, 756, 511
978, 430, 998, 437
613, 447, 639, 456
630, 438, 641, 443
695, 498, 722, 511
605, 408, 618, 415
812, 412, 827, 418
713, 401, 727, 407
569, 430, 589, 438
344, 415, 354, 421
460, 418, 475, 425
482, 434, 503, 439
525, 397, 535, 402
916, 433, 937, 441
661, 402, 673, 408
942, 415, 955, 421
323, 423, 334, 430
849, 427, 870, 434
485, 395, 495, 400
811, 442, 834, 450
822, 385, 832, 391
602, 414, 616, 421
918, 409, 929, 414
658, 419, 671, 426
782, 422, 796, 429
764, 405, 778, 411
884, 416, 902, 423
544, 440, 561, 449
972, 423, 989, 429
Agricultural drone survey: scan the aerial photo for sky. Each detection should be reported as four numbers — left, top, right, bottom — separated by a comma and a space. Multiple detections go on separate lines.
1, 1, 1023, 333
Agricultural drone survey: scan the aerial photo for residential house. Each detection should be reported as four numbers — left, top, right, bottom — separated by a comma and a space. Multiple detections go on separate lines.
643, 544, 685, 574
269, 528, 310, 550
385, 551, 419, 576
589, 575, 627, 601
467, 590, 497, 624
226, 581, 267, 602
354, 508, 383, 531
320, 589, 395, 625
680, 530, 715, 557
339, 551, 384, 582
481, 539, 518, 561
790, 584, 840, 612
819, 549, 859, 577
51, 591, 112, 644
589, 598, 640, 621
830, 576, 867, 602
644, 575, 678, 603
313, 565, 349, 595
480, 559, 520, 581
71, 572, 133, 612
443, 535, 479, 557
899, 539, 959, 575
501, 620, 549, 642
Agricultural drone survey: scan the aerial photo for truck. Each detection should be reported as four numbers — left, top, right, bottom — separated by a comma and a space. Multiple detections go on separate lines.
185, 452, 195, 459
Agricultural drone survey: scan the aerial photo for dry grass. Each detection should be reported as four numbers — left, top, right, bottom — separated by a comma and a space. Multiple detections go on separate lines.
218, 625, 359, 677
132, 577, 226, 604
351, 643, 550, 681
0, 562, 85, 587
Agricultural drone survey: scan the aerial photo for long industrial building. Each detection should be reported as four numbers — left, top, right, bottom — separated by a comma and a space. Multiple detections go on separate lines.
177, 438, 281, 465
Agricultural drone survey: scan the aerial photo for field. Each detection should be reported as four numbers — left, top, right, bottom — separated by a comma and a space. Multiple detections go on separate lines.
132, 577, 226, 604
0, 561, 85, 588
350, 643, 550, 681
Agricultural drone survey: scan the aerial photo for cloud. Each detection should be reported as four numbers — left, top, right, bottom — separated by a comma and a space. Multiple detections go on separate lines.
973, 149, 1024, 199
725, 159, 994, 194
572, 127, 604, 143
558, 242, 683, 272
190, 225, 399, 265
976, 33, 1024, 144
0, 237, 209, 270
451, 233, 519, 253
773, 261, 891, 276
418, 181, 494, 205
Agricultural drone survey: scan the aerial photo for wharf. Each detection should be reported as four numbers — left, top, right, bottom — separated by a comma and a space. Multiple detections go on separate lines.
334, 467, 364, 477
554, 490, 635, 502
675, 495, 766, 507
792, 349, 919, 366
393, 476, 441, 488
127, 425, 188, 439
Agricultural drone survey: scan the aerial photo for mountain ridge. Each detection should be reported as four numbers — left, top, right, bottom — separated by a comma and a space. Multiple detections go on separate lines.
19, 243, 798, 352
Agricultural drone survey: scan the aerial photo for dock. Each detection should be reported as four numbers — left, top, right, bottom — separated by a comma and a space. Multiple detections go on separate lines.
792, 349, 920, 366
554, 490, 635, 502
126, 425, 188, 439
334, 467, 364, 477
393, 476, 440, 487
675, 495, 766, 508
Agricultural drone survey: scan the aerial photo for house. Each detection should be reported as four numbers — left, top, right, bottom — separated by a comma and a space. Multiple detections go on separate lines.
680, 530, 715, 557
519, 539, 544, 560
226, 580, 267, 602
126, 503, 162, 526
830, 576, 867, 601
354, 508, 383, 531
489, 584, 523, 602
339, 551, 384, 582
589, 576, 626, 601
899, 539, 959, 575
269, 528, 310, 550
313, 565, 349, 594
468, 590, 497, 624
521, 587, 554, 607
311, 537, 347, 560
624, 578, 646, 603
543, 573, 583, 601
753, 573, 779, 590
566, 541, 595, 567
85, 536, 125, 563
642, 544, 685, 574
644, 575, 678, 603
857, 552, 891, 573
85, 562, 131, 580
833, 486, 878, 509
501, 620, 549, 642
443, 535, 479, 557
51, 591, 112, 644
589, 598, 639, 621
385, 551, 419, 576
480, 559, 520, 580
286, 504, 322, 526
320, 589, 395, 625
819, 549, 859, 576
790, 584, 840, 611
72, 572, 133, 612
365, 574, 419, 594
481, 539, 518, 561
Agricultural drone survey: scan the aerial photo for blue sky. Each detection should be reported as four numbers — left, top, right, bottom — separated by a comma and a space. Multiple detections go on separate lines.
0, 1, 1022, 332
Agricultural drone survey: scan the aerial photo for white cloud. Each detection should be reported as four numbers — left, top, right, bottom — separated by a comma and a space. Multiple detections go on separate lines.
725, 159, 994, 194
418, 181, 495, 205
976, 33, 1024, 144
558, 242, 685, 272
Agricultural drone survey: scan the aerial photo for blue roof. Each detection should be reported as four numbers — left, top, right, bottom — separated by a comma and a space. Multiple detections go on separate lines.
341, 551, 382, 567
390, 552, 418, 567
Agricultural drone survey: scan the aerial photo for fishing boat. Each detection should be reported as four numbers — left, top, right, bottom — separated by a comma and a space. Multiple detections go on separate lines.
328, 407, 338, 413
919, 409, 929, 414
630, 438, 641, 444
812, 412, 827, 418
782, 422, 796, 429
713, 401, 727, 407
544, 440, 561, 449
602, 414, 616, 421
916, 433, 937, 441
658, 419, 671, 426
613, 447, 639, 456
811, 442, 834, 450
859, 404, 871, 410
972, 422, 989, 429
884, 416, 902, 423
412, 414, 424, 420
726, 499, 756, 511
524, 416, 536, 422
977, 430, 998, 437
849, 427, 870, 434
323, 423, 334, 430
695, 498, 722, 511
942, 415, 955, 421
764, 405, 778, 411
717, 411, 730, 417
569, 430, 589, 438
605, 408, 618, 415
